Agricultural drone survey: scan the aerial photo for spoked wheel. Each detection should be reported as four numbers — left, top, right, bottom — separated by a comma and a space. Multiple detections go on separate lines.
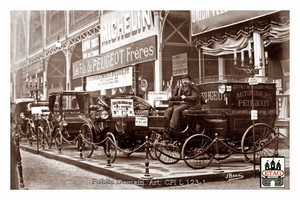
154, 137, 181, 164
181, 134, 214, 169
103, 132, 117, 163
46, 122, 55, 149
26, 122, 35, 145
17, 125, 27, 143
79, 124, 95, 158
54, 129, 63, 152
241, 123, 278, 164
148, 132, 160, 160
43, 126, 52, 149
37, 127, 48, 149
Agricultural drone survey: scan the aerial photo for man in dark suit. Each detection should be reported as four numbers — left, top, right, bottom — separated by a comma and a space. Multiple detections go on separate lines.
164, 75, 202, 131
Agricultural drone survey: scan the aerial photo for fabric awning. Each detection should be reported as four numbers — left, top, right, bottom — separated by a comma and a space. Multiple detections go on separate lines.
194, 11, 289, 56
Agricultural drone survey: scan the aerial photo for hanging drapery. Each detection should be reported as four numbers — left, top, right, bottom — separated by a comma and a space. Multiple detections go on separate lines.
201, 34, 250, 56
194, 11, 289, 56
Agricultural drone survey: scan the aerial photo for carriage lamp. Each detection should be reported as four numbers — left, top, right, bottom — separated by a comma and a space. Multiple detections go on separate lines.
218, 83, 227, 94
100, 110, 109, 119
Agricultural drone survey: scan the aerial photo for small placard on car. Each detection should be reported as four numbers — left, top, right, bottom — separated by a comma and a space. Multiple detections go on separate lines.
111, 99, 134, 117
135, 116, 148, 127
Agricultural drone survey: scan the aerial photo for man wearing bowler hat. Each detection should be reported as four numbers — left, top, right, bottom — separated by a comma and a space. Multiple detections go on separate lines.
165, 74, 202, 132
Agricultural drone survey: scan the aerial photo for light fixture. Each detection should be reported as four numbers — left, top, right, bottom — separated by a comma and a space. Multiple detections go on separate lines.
233, 41, 268, 77
55, 35, 62, 48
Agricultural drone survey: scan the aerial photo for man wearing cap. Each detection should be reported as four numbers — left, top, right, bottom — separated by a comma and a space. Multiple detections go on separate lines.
165, 74, 202, 132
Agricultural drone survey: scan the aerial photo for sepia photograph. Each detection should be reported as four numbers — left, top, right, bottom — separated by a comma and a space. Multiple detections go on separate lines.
6, 1, 297, 198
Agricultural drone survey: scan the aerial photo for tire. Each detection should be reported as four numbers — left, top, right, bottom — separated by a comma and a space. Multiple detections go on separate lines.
148, 132, 160, 160
37, 127, 47, 149
54, 129, 63, 152
154, 137, 180, 164
103, 132, 117, 163
241, 123, 278, 164
26, 122, 34, 144
181, 134, 214, 169
46, 124, 54, 149
79, 124, 94, 158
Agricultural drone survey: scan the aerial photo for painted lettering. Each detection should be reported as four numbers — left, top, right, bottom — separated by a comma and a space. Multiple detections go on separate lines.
101, 10, 152, 45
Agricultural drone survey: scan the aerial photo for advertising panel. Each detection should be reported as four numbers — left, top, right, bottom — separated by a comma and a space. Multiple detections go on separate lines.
100, 10, 156, 53
190, 10, 278, 36
82, 34, 100, 59
86, 66, 132, 91
72, 35, 157, 79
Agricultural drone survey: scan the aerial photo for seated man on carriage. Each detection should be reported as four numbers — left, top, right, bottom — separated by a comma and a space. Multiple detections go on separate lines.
164, 74, 204, 133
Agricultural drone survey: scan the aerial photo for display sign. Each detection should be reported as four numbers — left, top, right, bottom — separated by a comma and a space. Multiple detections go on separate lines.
191, 10, 278, 36
172, 53, 188, 76
111, 99, 134, 117
72, 35, 157, 79
135, 116, 148, 127
148, 91, 169, 101
248, 77, 258, 85
86, 66, 133, 91
31, 106, 49, 114
100, 10, 155, 53
82, 34, 100, 59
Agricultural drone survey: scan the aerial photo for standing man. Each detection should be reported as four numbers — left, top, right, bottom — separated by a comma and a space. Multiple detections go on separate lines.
164, 75, 202, 132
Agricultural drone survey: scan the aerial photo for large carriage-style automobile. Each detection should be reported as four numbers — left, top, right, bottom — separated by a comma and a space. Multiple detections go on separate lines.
14, 98, 49, 146
153, 80, 281, 169
80, 94, 158, 162
93, 80, 282, 169
48, 90, 113, 158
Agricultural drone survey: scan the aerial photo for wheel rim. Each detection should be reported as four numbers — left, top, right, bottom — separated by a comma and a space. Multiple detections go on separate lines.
182, 134, 214, 169
154, 138, 180, 164
104, 132, 117, 163
80, 124, 94, 158
54, 130, 63, 151
241, 123, 277, 164
149, 132, 160, 160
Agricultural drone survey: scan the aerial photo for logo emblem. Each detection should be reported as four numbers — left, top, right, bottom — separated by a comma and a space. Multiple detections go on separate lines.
260, 156, 285, 187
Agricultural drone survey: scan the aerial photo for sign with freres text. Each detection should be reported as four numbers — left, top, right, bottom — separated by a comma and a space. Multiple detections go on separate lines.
72, 35, 157, 79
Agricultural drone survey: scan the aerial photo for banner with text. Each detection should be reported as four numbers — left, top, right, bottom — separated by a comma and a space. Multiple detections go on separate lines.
191, 10, 278, 36
86, 66, 132, 91
72, 35, 157, 79
100, 10, 156, 53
